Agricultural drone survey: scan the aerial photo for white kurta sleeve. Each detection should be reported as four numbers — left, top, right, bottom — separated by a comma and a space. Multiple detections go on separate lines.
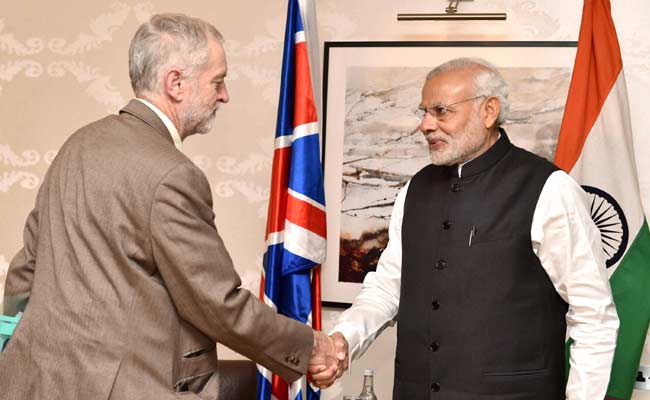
331, 181, 409, 360
531, 170, 619, 400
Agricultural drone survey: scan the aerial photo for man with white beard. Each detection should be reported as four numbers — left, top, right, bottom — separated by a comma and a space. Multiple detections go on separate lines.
317, 58, 620, 400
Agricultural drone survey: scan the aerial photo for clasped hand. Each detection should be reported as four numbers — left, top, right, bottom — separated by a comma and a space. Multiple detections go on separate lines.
308, 331, 349, 389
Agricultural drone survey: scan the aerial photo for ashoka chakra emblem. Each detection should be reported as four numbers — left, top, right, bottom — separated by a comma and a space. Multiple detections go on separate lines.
581, 185, 629, 268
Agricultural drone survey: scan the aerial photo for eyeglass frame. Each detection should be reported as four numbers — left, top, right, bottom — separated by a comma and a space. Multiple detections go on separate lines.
415, 95, 486, 121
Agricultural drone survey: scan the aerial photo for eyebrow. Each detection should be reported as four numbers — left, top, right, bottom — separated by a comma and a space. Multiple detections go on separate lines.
419, 103, 444, 109
212, 72, 227, 81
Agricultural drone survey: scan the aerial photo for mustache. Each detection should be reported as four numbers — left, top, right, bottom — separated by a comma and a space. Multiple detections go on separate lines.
424, 132, 451, 142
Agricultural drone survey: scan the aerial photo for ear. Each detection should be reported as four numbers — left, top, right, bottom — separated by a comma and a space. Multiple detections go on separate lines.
482, 97, 500, 129
163, 68, 184, 102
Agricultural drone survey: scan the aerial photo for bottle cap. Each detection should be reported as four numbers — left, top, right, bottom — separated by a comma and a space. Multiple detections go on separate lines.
363, 369, 374, 376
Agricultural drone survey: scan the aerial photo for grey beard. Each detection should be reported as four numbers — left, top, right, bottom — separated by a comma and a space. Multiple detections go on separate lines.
182, 107, 217, 135
429, 148, 465, 166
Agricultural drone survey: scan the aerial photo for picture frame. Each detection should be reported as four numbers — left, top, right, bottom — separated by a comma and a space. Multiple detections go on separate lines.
321, 41, 577, 308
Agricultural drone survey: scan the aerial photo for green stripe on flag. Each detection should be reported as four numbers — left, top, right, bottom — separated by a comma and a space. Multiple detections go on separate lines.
565, 220, 650, 399
607, 219, 650, 399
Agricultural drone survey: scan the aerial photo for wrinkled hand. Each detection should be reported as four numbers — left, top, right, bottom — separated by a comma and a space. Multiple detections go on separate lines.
308, 330, 343, 388
330, 332, 349, 379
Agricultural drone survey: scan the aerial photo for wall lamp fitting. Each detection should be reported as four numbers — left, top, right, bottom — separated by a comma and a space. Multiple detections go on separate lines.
398, 1, 507, 21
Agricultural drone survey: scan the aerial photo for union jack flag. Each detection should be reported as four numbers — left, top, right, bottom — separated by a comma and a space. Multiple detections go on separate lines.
256, 0, 326, 399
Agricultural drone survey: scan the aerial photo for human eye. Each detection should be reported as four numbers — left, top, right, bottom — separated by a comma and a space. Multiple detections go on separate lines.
432, 105, 449, 118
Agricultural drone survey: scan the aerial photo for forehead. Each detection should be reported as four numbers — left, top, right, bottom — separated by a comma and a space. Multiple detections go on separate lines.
421, 68, 473, 104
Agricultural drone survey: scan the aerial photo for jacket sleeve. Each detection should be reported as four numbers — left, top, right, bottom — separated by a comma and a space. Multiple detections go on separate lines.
149, 161, 313, 382
4, 207, 39, 316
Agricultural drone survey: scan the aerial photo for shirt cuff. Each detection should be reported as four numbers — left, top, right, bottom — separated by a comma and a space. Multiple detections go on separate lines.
330, 321, 362, 360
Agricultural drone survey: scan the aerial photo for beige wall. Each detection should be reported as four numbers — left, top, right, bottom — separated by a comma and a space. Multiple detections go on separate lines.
2, 1, 650, 399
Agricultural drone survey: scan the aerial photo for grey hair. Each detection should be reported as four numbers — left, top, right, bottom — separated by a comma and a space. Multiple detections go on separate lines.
426, 58, 510, 126
128, 13, 223, 96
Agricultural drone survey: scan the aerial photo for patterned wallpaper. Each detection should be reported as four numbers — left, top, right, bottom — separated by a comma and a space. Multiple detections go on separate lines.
1, 1, 649, 398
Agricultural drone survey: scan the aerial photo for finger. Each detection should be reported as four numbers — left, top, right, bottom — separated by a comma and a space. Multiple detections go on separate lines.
310, 369, 335, 381
308, 357, 327, 366
315, 381, 334, 389
308, 364, 327, 375
312, 376, 336, 389
311, 376, 335, 388
309, 353, 326, 363
310, 363, 337, 381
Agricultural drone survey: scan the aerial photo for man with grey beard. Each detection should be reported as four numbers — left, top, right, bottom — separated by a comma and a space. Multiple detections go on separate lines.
1, 13, 341, 399
318, 58, 619, 399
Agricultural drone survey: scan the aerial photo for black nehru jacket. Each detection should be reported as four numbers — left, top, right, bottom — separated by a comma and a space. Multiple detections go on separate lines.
394, 130, 568, 400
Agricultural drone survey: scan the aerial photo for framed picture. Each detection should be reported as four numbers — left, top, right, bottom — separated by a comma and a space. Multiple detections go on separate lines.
321, 41, 577, 307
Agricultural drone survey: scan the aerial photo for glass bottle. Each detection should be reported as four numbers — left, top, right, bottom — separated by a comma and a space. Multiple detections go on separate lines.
358, 369, 378, 400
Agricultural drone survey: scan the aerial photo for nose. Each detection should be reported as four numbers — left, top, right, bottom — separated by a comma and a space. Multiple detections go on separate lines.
419, 111, 438, 134
218, 82, 229, 104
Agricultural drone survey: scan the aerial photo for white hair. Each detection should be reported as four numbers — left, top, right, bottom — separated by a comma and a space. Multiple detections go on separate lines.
426, 58, 510, 126
128, 13, 223, 96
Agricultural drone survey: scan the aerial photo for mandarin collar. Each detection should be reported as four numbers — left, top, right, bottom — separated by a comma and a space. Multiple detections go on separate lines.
446, 128, 511, 179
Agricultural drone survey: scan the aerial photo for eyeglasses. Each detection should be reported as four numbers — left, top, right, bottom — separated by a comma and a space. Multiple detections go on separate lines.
415, 95, 485, 122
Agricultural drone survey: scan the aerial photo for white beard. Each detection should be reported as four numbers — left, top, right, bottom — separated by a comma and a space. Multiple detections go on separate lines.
427, 115, 487, 166
181, 96, 219, 135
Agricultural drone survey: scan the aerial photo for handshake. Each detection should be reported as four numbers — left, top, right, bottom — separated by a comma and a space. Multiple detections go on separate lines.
308, 331, 349, 388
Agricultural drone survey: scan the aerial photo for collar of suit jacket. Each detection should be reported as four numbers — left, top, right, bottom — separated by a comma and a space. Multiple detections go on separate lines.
134, 98, 183, 152
120, 99, 181, 151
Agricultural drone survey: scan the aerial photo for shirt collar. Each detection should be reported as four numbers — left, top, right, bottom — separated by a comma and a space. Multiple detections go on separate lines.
135, 98, 183, 152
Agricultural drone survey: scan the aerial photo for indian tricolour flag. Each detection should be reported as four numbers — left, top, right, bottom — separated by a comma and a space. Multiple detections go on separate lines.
554, 0, 650, 399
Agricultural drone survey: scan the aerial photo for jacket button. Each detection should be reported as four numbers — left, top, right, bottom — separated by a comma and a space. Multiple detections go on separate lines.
435, 260, 447, 270
286, 355, 298, 365
441, 220, 452, 230
430, 342, 439, 352
431, 382, 441, 392
451, 183, 462, 192
431, 300, 440, 310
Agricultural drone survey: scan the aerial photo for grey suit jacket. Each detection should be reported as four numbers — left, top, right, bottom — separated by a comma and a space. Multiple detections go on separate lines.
0, 100, 313, 399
